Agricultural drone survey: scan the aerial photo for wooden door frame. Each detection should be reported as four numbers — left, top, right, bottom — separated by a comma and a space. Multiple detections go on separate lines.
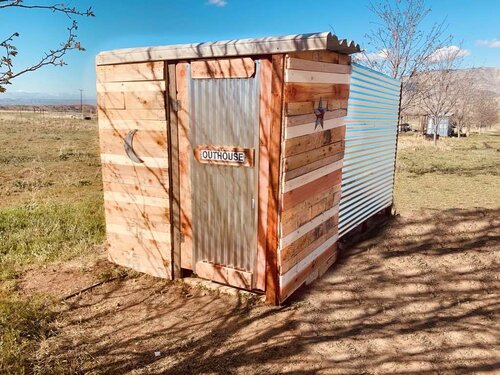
173, 57, 283, 297
176, 62, 194, 270
167, 62, 182, 278
263, 55, 285, 304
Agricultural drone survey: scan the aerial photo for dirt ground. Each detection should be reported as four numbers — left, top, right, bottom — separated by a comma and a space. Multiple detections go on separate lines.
25, 207, 499, 374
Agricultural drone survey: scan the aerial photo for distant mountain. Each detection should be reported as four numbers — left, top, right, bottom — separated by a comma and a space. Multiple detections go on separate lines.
0, 91, 96, 105
466, 67, 500, 96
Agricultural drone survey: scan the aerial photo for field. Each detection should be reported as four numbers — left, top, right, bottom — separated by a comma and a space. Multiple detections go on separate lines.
0, 113, 499, 374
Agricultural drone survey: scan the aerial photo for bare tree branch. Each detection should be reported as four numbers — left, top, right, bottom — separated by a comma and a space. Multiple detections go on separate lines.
0, 0, 94, 17
359, 0, 452, 114
415, 46, 465, 145
0, 1, 94, 92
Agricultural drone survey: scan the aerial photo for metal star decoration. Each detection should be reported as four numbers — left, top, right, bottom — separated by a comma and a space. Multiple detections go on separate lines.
314, 97, 327, 130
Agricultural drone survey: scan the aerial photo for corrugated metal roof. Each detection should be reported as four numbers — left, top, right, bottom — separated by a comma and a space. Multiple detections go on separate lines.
96, 32, 361, 66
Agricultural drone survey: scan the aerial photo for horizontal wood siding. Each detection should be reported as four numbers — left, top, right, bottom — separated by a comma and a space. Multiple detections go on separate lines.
278, 51, 351, 302
97, 61, 172, 279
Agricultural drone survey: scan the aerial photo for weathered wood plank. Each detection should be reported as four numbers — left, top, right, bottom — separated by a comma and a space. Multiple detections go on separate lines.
327, 98, 349, 110
96, 81, 166, 93
96, 62, 165, 82
280, 215, 338, 274
279, 241, 338, 302
338, 54, 351, 65
176, 62, 193, 270
266, 54, 284, 305
195, 261, 253, 289
282, 235, 337, 283
101, 163, 168, 188
99, 129, 168, 158
105, 210, 170, 233
284, 141, 344, 172
285, 69, 350, 84
107, 232, 169, 257
100, 153, 169, 169
104, 200, 168, 222
191, 57, 255, 78
285, 83, 349, 103
285, 116, 345, 139
284, 152, 343, 181
107, 239, 169, 279
98, 119, 167, 131
281, 204, 339, 247
167, 62, 182, 279
281, 184, 341, 236
287, 51, 340, 63
285, 101, 314, 116
102, 181, 168, 199
256, 58, 273, 291
285, 108, 347, 127
283, 159, 342, 192
285, 98, 348, 116
287, 57, 352, 74
98, 108, 166, 122
282, 169, 342, 210
97, 92, 125, 109
104, 191, 169, 208
284, 126, 345, 157
124, 91, 166, 109
106, 223, 171, 243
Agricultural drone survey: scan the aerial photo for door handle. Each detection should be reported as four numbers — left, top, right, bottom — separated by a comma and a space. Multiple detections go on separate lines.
124, 129, 144, 164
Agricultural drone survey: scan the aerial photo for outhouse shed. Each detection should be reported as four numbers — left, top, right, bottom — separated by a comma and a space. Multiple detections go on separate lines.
96, 32, 401, 304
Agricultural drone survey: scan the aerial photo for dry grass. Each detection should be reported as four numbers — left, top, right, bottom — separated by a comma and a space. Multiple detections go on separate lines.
0, 113, 105, 374
394, 130, 500, 213
0, 114, 102, 207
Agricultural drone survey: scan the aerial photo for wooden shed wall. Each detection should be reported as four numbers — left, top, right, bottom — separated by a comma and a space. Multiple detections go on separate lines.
96, 61, 172, 279
278, 51, 351, 302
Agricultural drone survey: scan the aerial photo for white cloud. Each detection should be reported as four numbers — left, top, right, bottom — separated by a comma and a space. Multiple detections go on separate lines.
356, 49, 389, 62
427, 45, 470, 63
207, 0, 227, 6
476, 39, 500, 48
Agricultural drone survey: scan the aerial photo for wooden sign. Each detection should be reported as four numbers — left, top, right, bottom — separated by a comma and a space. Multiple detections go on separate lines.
194, 145, 254, 167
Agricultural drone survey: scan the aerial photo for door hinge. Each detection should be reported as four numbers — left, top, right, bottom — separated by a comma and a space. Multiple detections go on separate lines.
171, 99, 180, 112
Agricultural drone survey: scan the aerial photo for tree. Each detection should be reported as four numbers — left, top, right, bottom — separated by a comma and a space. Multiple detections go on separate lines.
474, 89, 499, 134
452, 69, 477, 138
361, 0, 451, 114
0, 0, 94, 93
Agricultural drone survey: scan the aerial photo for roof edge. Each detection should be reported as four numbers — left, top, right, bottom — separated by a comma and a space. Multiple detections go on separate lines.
96, 32, 361, 66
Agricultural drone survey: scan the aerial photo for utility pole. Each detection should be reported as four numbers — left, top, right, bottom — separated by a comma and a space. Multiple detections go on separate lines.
79, 89, 84, 119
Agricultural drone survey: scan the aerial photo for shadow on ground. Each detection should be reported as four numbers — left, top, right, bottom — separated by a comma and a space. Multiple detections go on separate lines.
38, 208, 500, 374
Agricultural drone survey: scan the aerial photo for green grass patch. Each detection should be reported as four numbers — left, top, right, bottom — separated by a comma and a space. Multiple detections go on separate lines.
0, 200, 105, 272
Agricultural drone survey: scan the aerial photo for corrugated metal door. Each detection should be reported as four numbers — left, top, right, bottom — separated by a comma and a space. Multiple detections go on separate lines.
189, 63, 260, 281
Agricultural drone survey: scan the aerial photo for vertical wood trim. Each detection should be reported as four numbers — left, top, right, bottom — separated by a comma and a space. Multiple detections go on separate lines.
256, 58, 273, 291
265, 54, 285, 305
176, 62, 193, 270
390, 81, 404, 212
167, 63, 181, 278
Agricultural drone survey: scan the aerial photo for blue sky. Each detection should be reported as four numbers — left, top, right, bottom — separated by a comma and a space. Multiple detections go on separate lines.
1, 0, 499, 101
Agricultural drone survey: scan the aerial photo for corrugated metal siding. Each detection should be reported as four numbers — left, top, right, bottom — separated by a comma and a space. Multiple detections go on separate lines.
339, 63, 400, 237
190, 64, 260, 273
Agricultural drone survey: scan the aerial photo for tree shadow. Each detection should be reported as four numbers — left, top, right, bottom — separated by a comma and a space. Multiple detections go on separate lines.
41, 207, 499, 374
